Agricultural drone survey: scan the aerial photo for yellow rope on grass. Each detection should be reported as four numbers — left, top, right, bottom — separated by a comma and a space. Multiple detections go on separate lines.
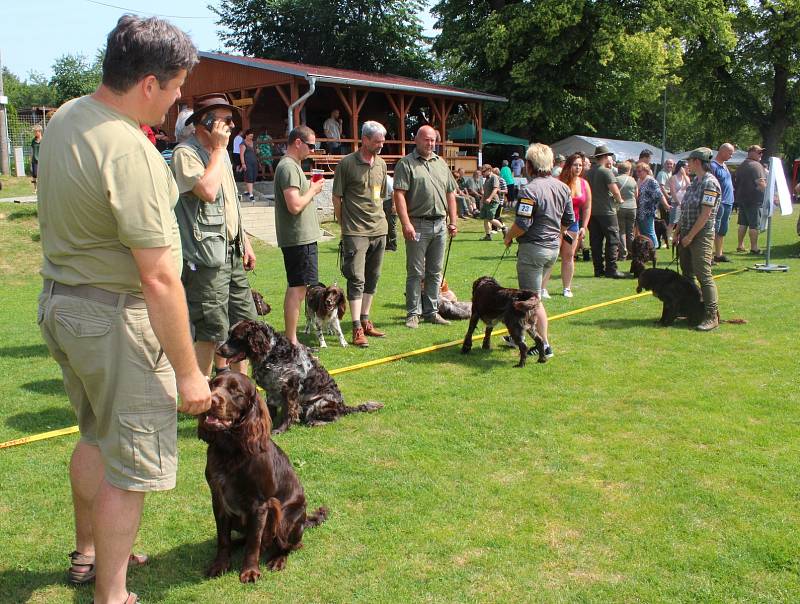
0, 268, 748, 450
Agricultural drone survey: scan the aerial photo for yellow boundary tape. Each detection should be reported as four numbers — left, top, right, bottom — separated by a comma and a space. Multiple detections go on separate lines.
0, 268, 747, 450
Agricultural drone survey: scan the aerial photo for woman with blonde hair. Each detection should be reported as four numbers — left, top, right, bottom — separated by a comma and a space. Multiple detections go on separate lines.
541, 152, 590, 298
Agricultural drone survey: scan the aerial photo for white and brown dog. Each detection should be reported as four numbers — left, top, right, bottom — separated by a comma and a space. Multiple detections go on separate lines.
304, 283, 348, 348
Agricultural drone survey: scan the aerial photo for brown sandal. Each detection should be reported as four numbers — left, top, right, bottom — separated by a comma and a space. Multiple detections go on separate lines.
68, 551, 149, 585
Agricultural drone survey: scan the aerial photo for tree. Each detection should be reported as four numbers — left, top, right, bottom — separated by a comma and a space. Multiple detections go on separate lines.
432, 0, 682, 145
679, 0, 800, 157
50, 53, 102, 106
212, 0, 435, 79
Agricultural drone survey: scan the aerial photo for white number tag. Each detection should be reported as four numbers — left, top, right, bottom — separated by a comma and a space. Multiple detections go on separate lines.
702, 189, 718, 205
517, 200, 534, 217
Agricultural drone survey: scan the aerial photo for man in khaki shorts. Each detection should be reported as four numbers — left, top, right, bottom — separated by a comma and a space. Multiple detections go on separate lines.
332, 120, 388, 347
36, 16, 210, 604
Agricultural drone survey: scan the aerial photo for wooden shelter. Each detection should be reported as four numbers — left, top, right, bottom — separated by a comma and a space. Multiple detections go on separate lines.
169, 52, 507, 174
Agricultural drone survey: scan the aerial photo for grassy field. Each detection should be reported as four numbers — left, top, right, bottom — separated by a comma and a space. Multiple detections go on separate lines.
0, 175, 36, 200
1, 202, 799, 603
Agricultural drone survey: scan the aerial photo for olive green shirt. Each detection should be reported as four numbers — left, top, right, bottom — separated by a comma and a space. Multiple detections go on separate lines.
393, 149, 456, 217
332, 151, 388, 236
274, 156, 320, 248
38, 96, 181, 294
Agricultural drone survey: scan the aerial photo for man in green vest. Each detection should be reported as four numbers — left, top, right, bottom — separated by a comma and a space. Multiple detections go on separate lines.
172, 93, 258, 377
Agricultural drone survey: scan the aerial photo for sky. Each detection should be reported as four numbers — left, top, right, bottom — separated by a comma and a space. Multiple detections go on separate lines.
1, 0, 437, 81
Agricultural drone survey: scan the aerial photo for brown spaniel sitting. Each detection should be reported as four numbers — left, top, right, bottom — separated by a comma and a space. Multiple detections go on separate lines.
218, 320, 383, 433
461, 276, 546, 367
198, 372, 328, 583
629, 234, 657, 277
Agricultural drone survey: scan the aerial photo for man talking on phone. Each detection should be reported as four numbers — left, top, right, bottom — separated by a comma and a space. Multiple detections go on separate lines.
172, 93, 258, 377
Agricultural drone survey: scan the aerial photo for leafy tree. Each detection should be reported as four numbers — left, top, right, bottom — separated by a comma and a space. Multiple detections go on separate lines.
432, 0, 682, 145
212, 0, 435, 79
49, 53, 102, 106
678, 0, 800, 157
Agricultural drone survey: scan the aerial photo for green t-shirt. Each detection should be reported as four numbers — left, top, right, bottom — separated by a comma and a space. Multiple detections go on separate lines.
274, 156, 320, 248
616, 174, 637, 210
393, 149, 455, 217
587, 165, 618, 215
38, 96, 181, 294
332, 151, 388, 236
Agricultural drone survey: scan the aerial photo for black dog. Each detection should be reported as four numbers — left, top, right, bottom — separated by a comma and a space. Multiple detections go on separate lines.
654, 218, 670, 250
461, 276, 546, 367
629, 234, 657, 277
218, 320, 383, 433
636, 268, 704, 327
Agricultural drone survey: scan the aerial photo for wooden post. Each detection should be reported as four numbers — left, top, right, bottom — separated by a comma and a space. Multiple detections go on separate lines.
400, 95, 407, 156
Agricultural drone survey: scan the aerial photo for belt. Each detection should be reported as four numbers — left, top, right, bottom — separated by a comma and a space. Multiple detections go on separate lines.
414, 215, 445, 221
44, 279, 147, 309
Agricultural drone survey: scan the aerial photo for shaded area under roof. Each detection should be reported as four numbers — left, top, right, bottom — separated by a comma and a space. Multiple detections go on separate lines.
549, 135, 677, 163
199, 52, 508, 104
448, 123, 528, 146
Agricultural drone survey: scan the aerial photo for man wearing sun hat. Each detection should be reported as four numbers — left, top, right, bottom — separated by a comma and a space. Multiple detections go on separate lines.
586, 144, 626, 278
172, 92, 258, 377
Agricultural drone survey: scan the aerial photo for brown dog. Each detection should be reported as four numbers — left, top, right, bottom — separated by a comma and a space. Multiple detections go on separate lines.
461, 276, 546, 367
629, 234, 657, 277
304, 282, 347, 347
198, 372, 328, 582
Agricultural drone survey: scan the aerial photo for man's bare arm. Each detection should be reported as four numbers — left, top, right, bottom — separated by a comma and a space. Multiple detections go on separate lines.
132, 246, 210, 415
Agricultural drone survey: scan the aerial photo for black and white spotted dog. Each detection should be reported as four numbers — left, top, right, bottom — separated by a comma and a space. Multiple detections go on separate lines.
304, 283, 347, 348
218, 320, 383, 434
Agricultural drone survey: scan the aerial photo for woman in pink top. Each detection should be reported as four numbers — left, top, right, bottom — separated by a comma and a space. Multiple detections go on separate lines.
542, 152, 592, 298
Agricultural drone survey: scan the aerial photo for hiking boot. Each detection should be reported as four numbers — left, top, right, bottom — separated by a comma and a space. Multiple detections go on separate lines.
605, 270, 627, 279
714, 254, 731, 263
405, 315, 419, 329
424, 313, 450, 325
352, 326, 369, 347
481, 233, 493, 241
695, 310, 719, 332
363, 320, 386, 337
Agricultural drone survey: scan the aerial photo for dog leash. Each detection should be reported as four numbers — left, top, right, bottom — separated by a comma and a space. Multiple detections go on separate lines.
490, 245, 511, 278
441, 235, 454, 283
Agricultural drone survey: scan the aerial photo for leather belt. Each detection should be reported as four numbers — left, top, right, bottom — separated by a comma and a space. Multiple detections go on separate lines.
44, 279, 147, 309
414, 215, 445, 221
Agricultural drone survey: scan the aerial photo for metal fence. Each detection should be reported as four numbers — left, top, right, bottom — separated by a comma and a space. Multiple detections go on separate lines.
6, 108, 49, 175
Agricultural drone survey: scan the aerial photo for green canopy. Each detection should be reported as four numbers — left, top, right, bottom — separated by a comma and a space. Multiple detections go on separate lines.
447, 123, 528, 146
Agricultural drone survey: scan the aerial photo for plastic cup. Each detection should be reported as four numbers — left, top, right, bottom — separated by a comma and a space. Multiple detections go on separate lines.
311, 169, 324, 183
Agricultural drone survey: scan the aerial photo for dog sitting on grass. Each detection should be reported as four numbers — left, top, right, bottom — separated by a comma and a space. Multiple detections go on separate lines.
461, 276, 546, 367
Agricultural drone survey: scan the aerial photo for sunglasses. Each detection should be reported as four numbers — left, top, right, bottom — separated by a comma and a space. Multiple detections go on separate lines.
301, 139, 316, 148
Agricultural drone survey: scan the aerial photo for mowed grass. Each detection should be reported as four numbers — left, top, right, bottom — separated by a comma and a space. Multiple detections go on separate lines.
0, 175, 36, 200
1, 201, 799, 603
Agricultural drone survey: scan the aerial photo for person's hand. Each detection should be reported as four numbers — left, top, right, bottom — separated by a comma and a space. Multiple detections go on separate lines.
681, 234, 693, 247
209, 119, 230, 151
402, 222, 417, 241
243, 241, 256, 271
309, 178, 325, 197
176, 369, 212, 415
447, 223, 458, 238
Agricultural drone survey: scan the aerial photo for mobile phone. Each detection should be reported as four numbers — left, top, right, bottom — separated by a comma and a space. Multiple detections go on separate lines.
563, 233, 574, 244
200, 113, 216, 133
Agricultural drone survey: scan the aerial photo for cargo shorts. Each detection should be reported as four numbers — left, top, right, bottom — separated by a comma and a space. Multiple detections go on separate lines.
182, 246, 257, 342
341, 234, 386, 300
38, 283, 178, 492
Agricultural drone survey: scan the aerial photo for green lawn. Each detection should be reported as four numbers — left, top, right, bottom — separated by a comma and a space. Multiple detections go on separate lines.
1, 202, 799, 603
0, 175, 36, 200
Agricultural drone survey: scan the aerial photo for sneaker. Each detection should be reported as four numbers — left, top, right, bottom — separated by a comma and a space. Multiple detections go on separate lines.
248, 194, 256, 202
713, 255, 731, 263
362, 320, 386, 337
527, 345, 554, 359
405, 315, 419, 329
540, 289, 551, 300
481, 234, 492, 241
424, 313, 450, 325
352, 326, 369, 347
562, 288, 573, 298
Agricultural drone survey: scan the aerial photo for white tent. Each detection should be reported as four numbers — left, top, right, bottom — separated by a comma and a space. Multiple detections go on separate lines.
549, 134, 678, 164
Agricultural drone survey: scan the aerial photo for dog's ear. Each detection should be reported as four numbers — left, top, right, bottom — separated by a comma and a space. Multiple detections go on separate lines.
337, 292, 347, 320
239, 388, 271, 454
513, 297, 538, 312
247, 321, 272, 357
